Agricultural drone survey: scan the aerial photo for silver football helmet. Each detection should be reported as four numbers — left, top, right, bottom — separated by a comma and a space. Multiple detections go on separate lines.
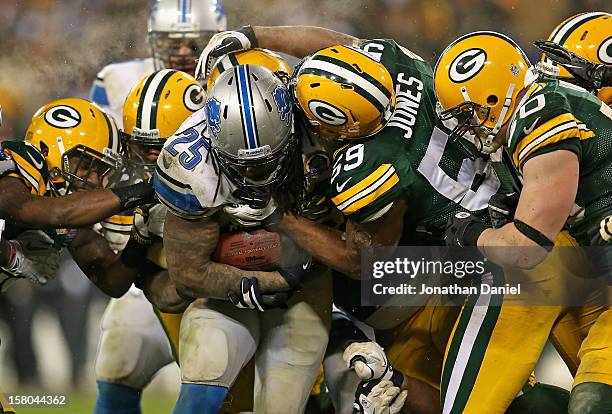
206, 64, 297, 207
148, 0, 227, 73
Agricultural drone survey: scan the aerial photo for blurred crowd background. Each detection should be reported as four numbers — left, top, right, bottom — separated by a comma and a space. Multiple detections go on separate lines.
0, 0, 608, 411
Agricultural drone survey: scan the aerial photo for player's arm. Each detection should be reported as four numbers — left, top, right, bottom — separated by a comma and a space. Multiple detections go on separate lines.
253, 26, 357, 58
68, 228, 140, 297
0, 176, 154, 228
164, 211, 293, 300
277, 199, 407, 278
140, 270, 190, 314
477, 150, 578, 268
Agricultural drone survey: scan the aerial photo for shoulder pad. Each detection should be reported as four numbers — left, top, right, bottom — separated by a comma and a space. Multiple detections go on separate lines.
1, 140, 49, 195
329, 139, 413, 222
508, 83, 591, 169
154, 117, 234, 219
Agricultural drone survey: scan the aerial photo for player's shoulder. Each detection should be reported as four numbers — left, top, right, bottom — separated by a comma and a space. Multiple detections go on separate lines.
95, 58, 155, 80
508, 79, 593, 169
329, 136, 414, 222
154, 110, 233, 218
1, 140, 49, 195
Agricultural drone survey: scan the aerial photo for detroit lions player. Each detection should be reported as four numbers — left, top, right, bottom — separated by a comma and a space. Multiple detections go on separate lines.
89, 2, 226, 414
155, 65, 331, 414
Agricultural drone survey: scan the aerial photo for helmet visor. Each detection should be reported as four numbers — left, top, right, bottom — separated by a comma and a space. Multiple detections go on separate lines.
61, 145, 122, 192
150, 31, 217, 73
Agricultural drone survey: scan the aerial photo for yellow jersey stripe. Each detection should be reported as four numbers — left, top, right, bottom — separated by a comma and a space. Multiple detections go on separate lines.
103, 214, 135, 226
9, 153, 45, 195
332, 164, 392, 205
513, 113, 578, 165
343, 172, 400, 215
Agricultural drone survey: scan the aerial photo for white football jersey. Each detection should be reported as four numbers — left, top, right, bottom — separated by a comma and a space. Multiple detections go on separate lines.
154, 109, 330, 220
89, 58, 155, 128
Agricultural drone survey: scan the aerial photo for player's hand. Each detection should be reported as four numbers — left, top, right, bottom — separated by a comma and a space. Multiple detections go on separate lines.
132, 203, 166, 245
445, 212, 489, 247
277, 255, 312, 289
223, 199, 283, 228
195, 27, 258, 84
227, 277, 291, 311
3, 231, 59, 285
353, 380, 407, 414
344, 341, 392, 381
488, 192, 520, 228
534, 40, 607, 91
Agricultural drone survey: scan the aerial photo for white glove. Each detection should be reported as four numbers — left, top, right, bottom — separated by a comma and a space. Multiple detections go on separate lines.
2, 231, 59, 286
195, 28, 256, 83
344, 341, 392, 381
102, 229, 130, 253
134, 204, 166, 239
354, 380, 407, 414
223, 199, 280, 228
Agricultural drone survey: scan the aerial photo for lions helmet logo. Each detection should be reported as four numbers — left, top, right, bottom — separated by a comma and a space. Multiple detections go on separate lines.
273, 86, 292, 127
206, 98, 222, 137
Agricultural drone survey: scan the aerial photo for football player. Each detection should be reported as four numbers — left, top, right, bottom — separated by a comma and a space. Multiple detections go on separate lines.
88, 2, 226, 413
155, 65, 330, 414
435, 31, 612, 413
0, 98, 159, 294
198, 26, 597, 414
535, 12, 612, 105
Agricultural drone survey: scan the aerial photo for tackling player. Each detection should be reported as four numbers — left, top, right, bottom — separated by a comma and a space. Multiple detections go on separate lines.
435, 31, 612, 413
155, 65, 330, 414
88, 2, 226, 413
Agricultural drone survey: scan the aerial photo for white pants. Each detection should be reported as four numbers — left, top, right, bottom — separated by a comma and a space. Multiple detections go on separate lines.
94, 287, 174, 389
179, 269, 332, 414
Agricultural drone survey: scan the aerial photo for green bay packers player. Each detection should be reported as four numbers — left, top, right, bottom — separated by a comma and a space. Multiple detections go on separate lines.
0, 98, 153, 230
536, 12, 612, 105
199, 25, 594, 414
436, 31, 612, 413
155, 65, 330, 414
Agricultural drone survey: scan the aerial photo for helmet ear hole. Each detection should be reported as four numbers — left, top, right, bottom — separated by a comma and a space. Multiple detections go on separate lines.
223, 106, 229, 119
227, 76, 234, 86
251, 73, 259, 81
352, 63, 362, 73
341, 84, 353, 90
310, 83, 320, 88
487, 95, 499, 105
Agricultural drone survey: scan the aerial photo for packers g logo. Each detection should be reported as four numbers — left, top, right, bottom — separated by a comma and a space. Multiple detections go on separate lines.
449, 48, 487, 83
184, 84, 205, 112
598, 37, 612, 64
308, 100, 347, 126
44, 105, 81, 129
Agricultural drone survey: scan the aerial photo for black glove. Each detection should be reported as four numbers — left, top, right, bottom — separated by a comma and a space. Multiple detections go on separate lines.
488, 192, 520, 228
111, 181, 156, 211
227, 277, 291, 311
445, 212, 490, 247
534, 40, 610, 91
277, 255, 312, 289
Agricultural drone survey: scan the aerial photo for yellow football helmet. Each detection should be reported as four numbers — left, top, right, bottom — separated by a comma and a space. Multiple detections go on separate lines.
434, 31, 536, 156
24, 98, 121, 194
207, 48, 292, 90
123, 69, 204, 168
293, 45, 395, 139
540, 12, 612, 104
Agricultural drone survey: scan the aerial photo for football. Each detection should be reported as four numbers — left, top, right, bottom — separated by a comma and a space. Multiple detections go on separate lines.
213, 229, 283, 270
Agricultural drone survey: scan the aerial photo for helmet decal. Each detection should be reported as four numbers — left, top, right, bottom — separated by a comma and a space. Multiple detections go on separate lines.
308, 100, 348, 126
183, 83, 205, 111
206, 97, 222, 137
44, 105, 81, 129
214, 0, 225, 23
449, 48, 487, 83
598, 37, 612, 64
272, 86, 292, 127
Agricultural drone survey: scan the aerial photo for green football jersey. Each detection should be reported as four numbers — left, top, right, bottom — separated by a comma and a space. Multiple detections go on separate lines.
507, 77, 612, 245
329, 39, 512, 242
